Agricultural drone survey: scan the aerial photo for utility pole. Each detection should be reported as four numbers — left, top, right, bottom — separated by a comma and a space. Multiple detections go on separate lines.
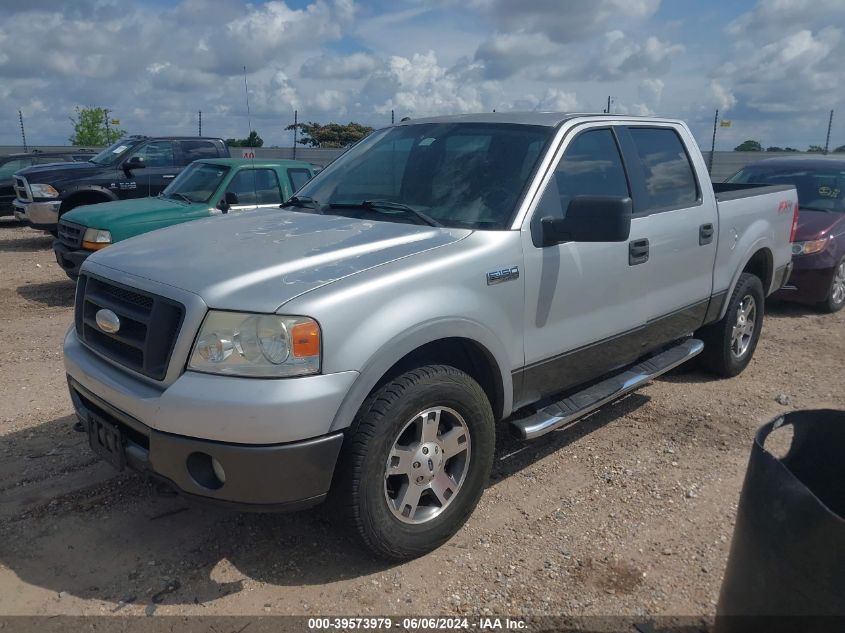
198, 110, 202, 137
708, 109, 719, 175
604, 96, 613, 114
292, 109, 298, 160
391, 109, 395, 125
104, 108, 111, 143
824, 109, 834, 155
18, 110, 27, 152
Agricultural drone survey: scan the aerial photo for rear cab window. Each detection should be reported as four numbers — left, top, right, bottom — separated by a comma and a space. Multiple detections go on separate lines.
287, 168, 312, 193
620, 126, 700, 213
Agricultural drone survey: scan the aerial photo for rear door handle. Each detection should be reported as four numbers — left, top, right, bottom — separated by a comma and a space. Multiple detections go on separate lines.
699, 223, 714, 245
629, 238, 649, 266
163, 175, 176, 179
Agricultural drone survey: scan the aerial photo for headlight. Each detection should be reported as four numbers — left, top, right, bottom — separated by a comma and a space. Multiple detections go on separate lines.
792, 237, 828, 255
188, 311, 321, 377
82, 228, 112, 250
29, 183, 59, 198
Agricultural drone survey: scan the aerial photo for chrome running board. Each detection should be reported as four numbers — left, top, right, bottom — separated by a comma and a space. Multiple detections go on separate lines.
510, 338, 704, 440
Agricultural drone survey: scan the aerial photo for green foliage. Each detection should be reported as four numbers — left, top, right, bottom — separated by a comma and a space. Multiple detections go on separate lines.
285, 121, 374, 148
225, 130, 264, 147
807, 145, 826, 153
766, 146, 799, 152
69, 107, 126, 145
734, 139, 762, 152
833, 145, 845, 153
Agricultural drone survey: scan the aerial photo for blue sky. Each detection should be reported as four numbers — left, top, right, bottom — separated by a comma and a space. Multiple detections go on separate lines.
0, 0, 842, 150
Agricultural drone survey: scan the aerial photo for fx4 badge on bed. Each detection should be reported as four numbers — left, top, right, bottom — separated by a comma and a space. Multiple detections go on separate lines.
487, 266, 519, 285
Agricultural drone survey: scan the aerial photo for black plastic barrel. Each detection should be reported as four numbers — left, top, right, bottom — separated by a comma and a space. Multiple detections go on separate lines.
716, 409, 845, 632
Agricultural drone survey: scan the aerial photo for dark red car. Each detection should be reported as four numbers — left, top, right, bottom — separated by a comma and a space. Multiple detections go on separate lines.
727, 157, 845, 312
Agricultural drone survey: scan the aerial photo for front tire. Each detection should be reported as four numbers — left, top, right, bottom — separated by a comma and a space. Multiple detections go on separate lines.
819, 258, 845, 313
333, 365, 495, 561
698, 272, 765, 377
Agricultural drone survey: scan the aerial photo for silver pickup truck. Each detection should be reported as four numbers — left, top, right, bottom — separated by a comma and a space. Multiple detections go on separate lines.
64, 113, 795, 560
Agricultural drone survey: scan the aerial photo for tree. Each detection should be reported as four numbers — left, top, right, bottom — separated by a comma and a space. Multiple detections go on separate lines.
285, 121, 374, 148
225, 130, 264, 147
69, 107, 126, 145
834, 145, 845, 153
766, 146, 800, 152
807, 145, 825, 153
734, 140, 762, 152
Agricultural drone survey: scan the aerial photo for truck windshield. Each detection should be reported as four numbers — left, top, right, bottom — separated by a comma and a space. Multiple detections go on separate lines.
161, 162, 230, 203
89, 139, 139, 166
728, 164, 845, 212
294, 122, 552, 229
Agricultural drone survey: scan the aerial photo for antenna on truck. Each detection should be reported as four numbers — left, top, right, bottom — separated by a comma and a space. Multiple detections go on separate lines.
242, 66, 258, 209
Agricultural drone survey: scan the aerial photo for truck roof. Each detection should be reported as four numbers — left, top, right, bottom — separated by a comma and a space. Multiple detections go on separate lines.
394, 112, 684, 128
198, 158, 314, 169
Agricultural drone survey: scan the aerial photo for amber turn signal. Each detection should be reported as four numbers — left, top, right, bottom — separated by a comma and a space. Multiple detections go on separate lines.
291, 320, 320, 357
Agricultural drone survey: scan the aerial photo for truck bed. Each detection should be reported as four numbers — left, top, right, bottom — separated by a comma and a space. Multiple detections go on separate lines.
712, 182, 795, 202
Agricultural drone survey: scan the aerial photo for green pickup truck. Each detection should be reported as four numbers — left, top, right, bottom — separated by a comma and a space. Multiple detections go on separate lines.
53, 158, 314, 279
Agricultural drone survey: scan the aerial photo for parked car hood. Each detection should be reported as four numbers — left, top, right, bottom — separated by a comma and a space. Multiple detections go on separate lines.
87, 209, 471, 313
795, 208, 845, 241
16, 161, 104, 183
62, 196, 206, 228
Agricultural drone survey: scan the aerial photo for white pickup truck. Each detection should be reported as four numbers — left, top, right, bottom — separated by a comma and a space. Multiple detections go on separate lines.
65, 113, 796, 560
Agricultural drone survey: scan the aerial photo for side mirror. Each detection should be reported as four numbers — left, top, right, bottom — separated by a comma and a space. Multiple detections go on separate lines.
541, 196, 632, 246
217, 191, 238, 214
122, 155, 145, 175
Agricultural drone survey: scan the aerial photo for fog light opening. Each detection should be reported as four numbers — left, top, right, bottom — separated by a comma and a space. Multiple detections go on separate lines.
186, 452, 225, 490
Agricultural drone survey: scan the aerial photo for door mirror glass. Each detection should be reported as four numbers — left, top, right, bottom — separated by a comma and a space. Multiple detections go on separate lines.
541, 196, 632, 246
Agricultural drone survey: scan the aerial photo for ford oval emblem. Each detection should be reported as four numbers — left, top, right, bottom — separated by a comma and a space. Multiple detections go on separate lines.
95, 309, 121, 334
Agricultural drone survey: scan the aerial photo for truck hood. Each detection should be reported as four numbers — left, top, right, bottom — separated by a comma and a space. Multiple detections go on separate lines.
795, 209, 845, 241
17, 160, 104, 183
62, 196, 205, 228
88, 209, 471, 313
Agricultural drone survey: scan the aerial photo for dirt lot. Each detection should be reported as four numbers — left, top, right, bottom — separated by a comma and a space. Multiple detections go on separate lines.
0, 218, 842, 618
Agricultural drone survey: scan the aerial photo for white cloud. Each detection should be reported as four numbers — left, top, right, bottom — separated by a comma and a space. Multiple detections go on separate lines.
300, 53, 379, 80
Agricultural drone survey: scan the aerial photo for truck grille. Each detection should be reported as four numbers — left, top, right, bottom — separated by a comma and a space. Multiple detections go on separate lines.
58, 220, 84, 248
14, 176, 31, 202
75, 274, 184, 380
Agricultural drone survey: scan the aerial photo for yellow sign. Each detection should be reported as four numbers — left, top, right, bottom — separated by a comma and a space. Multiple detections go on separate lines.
110, 119, 120, 125
720, 120, 732, 127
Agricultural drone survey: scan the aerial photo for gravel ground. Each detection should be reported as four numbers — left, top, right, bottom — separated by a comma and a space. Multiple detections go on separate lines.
0, 218, 842, 618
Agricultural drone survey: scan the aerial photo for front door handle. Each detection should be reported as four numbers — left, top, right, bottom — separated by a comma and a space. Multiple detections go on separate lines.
699, 223, 715, 245
163, 175, 176, 179
629, 238, 649, 266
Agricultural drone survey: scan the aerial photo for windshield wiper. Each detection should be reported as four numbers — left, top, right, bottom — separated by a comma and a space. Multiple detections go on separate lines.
281, 195, 322, 213
329, 199, 442, 227
165, 192, 193, 204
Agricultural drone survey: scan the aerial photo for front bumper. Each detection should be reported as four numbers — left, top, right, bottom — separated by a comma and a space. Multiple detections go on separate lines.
14, 198, 61, 229
52, 240, 90, 279
64, 327, 359, 508
69, 378, 344, 510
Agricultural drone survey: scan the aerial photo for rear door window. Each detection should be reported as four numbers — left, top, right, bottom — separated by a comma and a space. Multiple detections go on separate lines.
625, 127, 698, 212
180, 140, 221, 164
227, 169, 283, 206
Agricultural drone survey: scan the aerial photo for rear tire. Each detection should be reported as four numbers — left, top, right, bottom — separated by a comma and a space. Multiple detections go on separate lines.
332, 365, 494, 561
819, 258, 845, 314
698, 273, 765, 378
